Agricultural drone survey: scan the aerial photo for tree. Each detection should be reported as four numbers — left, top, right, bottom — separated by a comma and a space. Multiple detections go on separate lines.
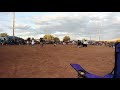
0, 33, 9, 37
43, 34, 54, 41
63, 36, 70, 42
54, 37, 60, 43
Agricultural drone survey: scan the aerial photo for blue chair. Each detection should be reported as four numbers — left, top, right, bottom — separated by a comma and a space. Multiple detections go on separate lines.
70, 42, 120, 78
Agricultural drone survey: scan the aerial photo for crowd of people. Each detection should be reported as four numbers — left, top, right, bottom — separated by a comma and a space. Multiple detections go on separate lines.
0, 37, 26, 45
70, 39, 117, 48
0, 36, 118, 49
89, 41, 115, 48
75, 40, 88, 48
0, 37, 45, 46
0, 37, 88, 48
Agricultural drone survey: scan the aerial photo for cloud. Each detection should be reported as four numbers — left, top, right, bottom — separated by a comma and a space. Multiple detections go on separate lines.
19, 12, 120, 40
0, 24, 6, 33
15, 24, 31, 30
1, 12, 120, 40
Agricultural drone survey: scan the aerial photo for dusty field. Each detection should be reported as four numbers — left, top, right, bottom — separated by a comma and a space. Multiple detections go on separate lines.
0, 44, 115, 78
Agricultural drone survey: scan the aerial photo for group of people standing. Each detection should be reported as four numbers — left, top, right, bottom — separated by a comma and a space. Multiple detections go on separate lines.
26, 38, 44, 47
0, 38, 25, 45
72, 40, 88, 48
0, 37, 89, 48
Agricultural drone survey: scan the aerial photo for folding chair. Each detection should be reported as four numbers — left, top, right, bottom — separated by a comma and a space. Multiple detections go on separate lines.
70, 42, 120, 78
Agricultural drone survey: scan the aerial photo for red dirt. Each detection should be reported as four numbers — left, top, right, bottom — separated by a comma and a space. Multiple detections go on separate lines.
0, 45, 114, 78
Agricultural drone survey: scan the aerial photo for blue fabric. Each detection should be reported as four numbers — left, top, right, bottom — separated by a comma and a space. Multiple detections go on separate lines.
85, 73, 102, 78
70, 64, 102, 78
114, 43, 120, 78
70, 64, 86, 72
71, 64, 114, 78
116, 43, 120, 53
104, 73, 113, 78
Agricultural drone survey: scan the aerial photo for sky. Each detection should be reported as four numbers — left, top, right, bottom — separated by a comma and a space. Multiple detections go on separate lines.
0, 12, 120, 41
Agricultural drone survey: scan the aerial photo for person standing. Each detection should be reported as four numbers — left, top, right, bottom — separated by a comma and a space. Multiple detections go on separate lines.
31, 38, 35, 47
40, 38, 44, 47
27, 38, 31, 45
63, 41, 66, 46
1, 40, 4, 45
72, 40, 75, 46
27, 40, 29, 46
77, 40, 82, 48
83, 40, 88, 47
54, 41, 57, 47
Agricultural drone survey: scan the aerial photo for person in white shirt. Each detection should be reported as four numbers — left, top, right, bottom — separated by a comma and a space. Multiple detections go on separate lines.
31, 39, 35, 46
72, 40, 75, 46
82, 39, 88, 47
27, 40, 29, 46
63, 41, 66, 46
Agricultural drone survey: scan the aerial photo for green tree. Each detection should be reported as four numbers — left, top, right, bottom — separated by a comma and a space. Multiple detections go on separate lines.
63, 36, 70, 42
43, 34, 54, 41
0, 33, 9, 37
54, 37, 60, 43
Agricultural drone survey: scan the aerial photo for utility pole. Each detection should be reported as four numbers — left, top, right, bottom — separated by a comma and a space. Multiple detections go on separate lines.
96, 21, 100, 41
12, 12, 15, 40
98, 26, 100, 41
98, 22, 102, 41
90, 34, 91, 40
45, 29, 48, 40
99, 29, 100, 41
47, 22, 49, 41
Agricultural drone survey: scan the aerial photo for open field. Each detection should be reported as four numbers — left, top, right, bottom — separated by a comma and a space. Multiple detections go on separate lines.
0, 45, 114, 78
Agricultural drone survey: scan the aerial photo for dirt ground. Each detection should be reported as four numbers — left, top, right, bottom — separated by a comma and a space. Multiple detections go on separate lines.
0, 44, 115, 78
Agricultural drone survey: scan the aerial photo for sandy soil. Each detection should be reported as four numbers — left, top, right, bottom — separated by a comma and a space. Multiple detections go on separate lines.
0, 44, 115, 78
